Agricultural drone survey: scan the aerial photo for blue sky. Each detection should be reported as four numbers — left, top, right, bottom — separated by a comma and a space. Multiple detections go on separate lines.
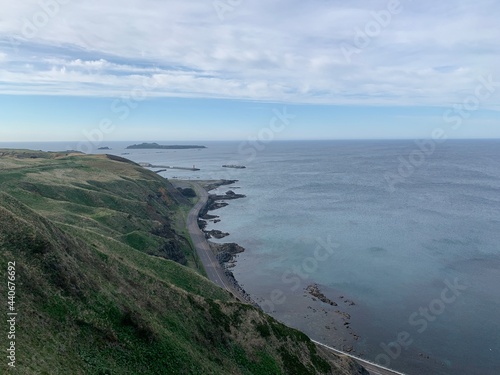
1, 0, 499, 142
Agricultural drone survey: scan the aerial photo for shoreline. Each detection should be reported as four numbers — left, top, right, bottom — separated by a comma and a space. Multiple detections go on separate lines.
191, 180, 257, 306
181, 178, 406, 375
195, 180, 363, 353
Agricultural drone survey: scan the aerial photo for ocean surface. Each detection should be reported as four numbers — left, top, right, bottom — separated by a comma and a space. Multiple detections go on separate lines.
3, 140, 499, 375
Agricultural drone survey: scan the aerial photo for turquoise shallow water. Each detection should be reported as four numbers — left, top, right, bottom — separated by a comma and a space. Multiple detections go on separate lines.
4, 140, 500, 375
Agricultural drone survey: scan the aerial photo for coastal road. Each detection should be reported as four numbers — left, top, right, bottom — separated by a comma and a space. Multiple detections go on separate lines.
186, 183, 233, 291
312, 340, 407, 375
185, 182, 406, 375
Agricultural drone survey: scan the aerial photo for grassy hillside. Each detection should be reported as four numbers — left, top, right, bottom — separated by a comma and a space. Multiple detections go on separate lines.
0, 150, 366, 375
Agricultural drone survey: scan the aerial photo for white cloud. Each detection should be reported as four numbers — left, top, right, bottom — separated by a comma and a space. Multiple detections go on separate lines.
0, 0, 499, 108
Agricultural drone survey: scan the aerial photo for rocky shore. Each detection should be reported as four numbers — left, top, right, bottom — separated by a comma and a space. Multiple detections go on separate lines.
209, 241, 255, 305
306, 284, 338, 306
209, 242, 245, 266
204, 229, 229, 239
198, 181, 245, 220
196, 180, 363, 355
305, 283, 360, 353
196, 180, 256, 306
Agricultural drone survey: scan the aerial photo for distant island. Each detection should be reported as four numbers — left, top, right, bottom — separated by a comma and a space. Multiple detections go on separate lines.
126, 142, 206, 150
98, 146, 111, 150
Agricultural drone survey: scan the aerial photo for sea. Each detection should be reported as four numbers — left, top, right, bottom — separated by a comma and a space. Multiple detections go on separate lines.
2, 139, 499, 375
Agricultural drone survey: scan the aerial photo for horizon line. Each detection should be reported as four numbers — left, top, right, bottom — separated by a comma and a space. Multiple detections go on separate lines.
1, 137, 500, 144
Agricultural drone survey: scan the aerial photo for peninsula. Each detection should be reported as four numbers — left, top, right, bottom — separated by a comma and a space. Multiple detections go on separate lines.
126, 142, 206, 150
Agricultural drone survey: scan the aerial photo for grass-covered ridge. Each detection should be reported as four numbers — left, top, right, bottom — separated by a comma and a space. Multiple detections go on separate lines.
0, 150, 364, 375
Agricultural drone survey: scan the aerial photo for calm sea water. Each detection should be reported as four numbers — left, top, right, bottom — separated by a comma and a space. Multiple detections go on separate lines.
3, 140, 499, 375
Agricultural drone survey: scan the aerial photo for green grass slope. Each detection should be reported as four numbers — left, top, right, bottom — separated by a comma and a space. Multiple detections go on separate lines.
0, 150, 366, 375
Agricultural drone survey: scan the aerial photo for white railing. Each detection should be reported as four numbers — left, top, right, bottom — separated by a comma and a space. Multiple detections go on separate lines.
311, 339, 408, 375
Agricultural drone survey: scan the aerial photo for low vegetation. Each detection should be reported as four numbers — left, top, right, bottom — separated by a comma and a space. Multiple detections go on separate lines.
0, 150, 365, 374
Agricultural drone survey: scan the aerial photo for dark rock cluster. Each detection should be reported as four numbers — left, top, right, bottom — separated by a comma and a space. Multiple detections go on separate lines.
306, 284, 338, 306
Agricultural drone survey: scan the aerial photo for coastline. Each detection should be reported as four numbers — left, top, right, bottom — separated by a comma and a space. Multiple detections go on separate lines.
192, 180, 363, 354
158, 168, 404, 375
184, 179, 256, 306
189, 179, 407, 375
3, 143, 498, 374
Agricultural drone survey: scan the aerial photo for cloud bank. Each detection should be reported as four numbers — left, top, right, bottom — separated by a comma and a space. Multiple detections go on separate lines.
1, 0, 499, 107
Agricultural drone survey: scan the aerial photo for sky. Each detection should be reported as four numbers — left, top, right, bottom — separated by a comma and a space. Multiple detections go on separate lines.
0, 0, 499, 142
